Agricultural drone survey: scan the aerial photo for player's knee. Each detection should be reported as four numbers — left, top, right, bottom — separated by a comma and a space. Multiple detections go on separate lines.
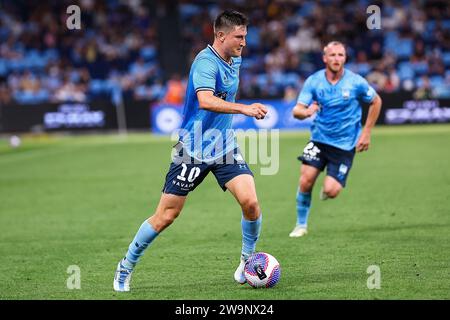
323, 186, 340, 199
164, 207, 181, 224
241, 198, 260, 220
300, 175, 315, 192
153, 207, 181, 231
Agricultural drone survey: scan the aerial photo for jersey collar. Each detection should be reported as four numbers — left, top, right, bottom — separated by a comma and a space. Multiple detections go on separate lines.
324, 68, 346, 86
208, 45, 233, 66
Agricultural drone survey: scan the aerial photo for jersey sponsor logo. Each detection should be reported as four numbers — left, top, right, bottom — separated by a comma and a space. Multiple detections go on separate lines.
302, 142, 321, 162
172, 180, 195, 190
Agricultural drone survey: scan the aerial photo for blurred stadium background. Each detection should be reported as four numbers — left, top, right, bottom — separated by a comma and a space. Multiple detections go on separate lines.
0, 0, 449, 133
0, 0, 449, 300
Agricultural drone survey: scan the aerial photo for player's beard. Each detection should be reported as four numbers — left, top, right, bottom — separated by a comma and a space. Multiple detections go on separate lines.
328, 62, 343, 74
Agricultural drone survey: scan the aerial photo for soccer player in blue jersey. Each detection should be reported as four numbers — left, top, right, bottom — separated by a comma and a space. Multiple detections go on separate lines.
114, 10, 268, 291
289, 41, 382, 238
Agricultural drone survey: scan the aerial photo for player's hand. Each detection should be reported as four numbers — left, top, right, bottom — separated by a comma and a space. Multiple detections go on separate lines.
244, 103, 268, 120
356, 130, 371, 152
306, 102, 320, 117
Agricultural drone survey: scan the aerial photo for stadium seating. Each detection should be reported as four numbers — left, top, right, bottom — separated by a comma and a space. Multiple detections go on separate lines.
0, 0, 448, 105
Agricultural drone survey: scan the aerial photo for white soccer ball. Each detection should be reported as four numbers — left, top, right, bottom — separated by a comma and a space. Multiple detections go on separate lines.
9, 135, 21, 148
244, 252, 281, 288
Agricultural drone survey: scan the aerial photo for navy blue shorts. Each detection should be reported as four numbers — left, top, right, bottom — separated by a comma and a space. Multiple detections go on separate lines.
298, 141, 355, 187
162, 143, 254, 196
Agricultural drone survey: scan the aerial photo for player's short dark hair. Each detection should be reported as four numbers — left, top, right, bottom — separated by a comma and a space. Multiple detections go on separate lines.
214, 10, 249, 35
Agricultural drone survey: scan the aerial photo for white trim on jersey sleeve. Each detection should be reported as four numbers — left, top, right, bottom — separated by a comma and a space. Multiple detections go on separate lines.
195, 87, 215, 93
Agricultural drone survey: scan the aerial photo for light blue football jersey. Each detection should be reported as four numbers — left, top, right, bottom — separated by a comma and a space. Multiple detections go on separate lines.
297, 68, 376, 151
179, 45, 241, 161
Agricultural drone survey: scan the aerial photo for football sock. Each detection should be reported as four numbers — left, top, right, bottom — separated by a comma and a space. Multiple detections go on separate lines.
122, 220, 159, 269
241, 214, 262, 260
296, 191, 312, 227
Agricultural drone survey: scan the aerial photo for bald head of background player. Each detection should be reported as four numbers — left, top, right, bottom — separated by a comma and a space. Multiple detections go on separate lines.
322, 41, 346, 75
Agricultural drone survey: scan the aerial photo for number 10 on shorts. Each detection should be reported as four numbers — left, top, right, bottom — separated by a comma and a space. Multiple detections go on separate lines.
177, 163, 201, 183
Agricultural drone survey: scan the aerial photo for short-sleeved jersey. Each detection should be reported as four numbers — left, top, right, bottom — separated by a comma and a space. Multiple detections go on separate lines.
179, 45, 241, 162
297, 68, 376, 151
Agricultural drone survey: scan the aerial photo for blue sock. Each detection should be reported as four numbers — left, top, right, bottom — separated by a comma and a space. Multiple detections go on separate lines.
122, 220, 159, 269
296, 191, 312, 227
241, 214, 262, 260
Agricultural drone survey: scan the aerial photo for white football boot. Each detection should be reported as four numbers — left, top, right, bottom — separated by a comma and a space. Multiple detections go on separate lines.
289, 225, 308, 237
113, 261, 133, 292
234, 256, 247, 284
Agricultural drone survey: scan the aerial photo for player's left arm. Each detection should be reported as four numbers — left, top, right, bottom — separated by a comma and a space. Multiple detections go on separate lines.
356, 93, 382, 152
356, 75, 382, 152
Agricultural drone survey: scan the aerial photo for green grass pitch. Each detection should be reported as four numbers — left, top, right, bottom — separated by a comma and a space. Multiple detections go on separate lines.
0, 125, 449, 300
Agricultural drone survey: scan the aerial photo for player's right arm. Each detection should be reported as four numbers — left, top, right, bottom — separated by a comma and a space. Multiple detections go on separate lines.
193, 57, 267, 119
292, 76, 318, 120
197, 91, 267, 119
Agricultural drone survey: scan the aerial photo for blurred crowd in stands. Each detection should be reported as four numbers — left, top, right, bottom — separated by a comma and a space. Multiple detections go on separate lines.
180, 0, 449, 100
0, 0, 449, 106
0, 0, 165, 105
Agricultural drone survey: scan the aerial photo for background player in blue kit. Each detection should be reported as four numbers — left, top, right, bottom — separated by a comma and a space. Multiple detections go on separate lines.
114, 10, 268, 291
289, 41, 383, 238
